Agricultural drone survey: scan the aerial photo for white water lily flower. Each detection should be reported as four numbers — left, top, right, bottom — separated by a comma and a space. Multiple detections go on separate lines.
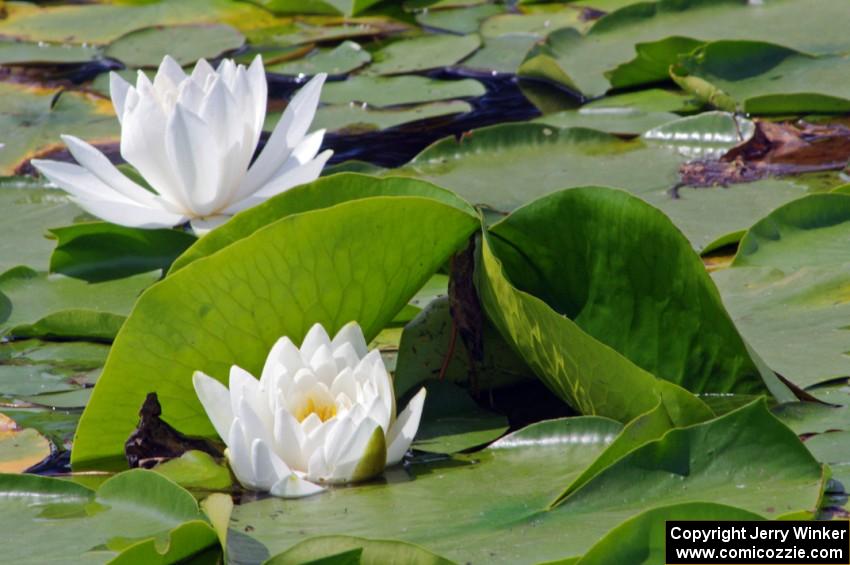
192, 322, 427, 498
32, 55, 332, 234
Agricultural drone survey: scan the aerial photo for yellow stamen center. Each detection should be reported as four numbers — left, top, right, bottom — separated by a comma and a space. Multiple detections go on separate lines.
293, 394, 337, 423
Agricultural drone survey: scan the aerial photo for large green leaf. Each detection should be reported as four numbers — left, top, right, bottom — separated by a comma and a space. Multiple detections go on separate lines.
477, 187, 779, 420
170, 173, 475, 274
104, 24, 245, 68
230, 402, 822, 564
0, 178, 87, 273
413, 381, 509, 454
713, 194, 850, 388
571, 503, 764, 564
394, 295, 533, 398
518, 0, 850, 97
0, 469, 218, 564
673, 42, 850, 114
49, 222, 196, 282
73, 196, 478, 470
0, 266, 158, 340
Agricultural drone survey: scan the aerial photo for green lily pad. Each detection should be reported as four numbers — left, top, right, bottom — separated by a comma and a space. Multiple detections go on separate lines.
21, 388, 93, 409
243, 0, 385, 17
152, 450, 233, 491
460, 33, 539, 74
582, 88, 704, 114
480, 10, 582, 38
0, 82, 118, 176
245, 18, 403, 48
713, 194, 850, 388
804, 431, 850, 485
0, 470, 219, 563
399, 124, 684, 213
0, 178, 87, 273
49, 222, 196, 282
400, 122, 813, 252
0, 40, 99, 65
267, 41, 371, 76
230, 402, 822, 563
268, 536, 453, 565
642, 111, 755, 159
104, 24, 245, 68
366, 33, 481, 76
0, 407, 80, 446
73, 194, 478, 471
314, 100, 472, 134
413, 381, 509, 454
535, 108, 679, 135
518, 0, 850, 97
673, 41, 850, 114
416, 4, 503, 34
0, 339, 106, 398
0, 266, 158, 340
774, 402, 850, 436
0, 414, 51, 473
0, 0, 278, 45
321, 75, 485, 108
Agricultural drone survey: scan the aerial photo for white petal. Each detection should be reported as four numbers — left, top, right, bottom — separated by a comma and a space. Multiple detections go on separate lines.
109, 71, 132, 123
239, 73, 326, 197
260, 336, 303, 390
31, 159, 185, 228
71, 197, 187, 229
309, 344, 337, 386
273, 407, 306, 470
332, 322, 369, 359
189, 215, 230, 236
300, 323, 332, 363
165, 102, 222, 215
237, 397, 274, 453
251, 438, 291, 490
245, 54, 268, 149
228, 366, 264, 421
300, 412, 322, 437
330, 367, 357, 402
365, 394, 391, 434
269, 473, 325, 498
191, 58, 216, 88
332, 343, 360, 373
153, 55, 187, 97
120, 90, 188, 210
386, 388, 427, 465
227, 419, 256, 488
326, 418, 384, 483
322, 415, 357, 470
60, 135, 165, 208
224, 150, 331, 215
192, 371, 234, 442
